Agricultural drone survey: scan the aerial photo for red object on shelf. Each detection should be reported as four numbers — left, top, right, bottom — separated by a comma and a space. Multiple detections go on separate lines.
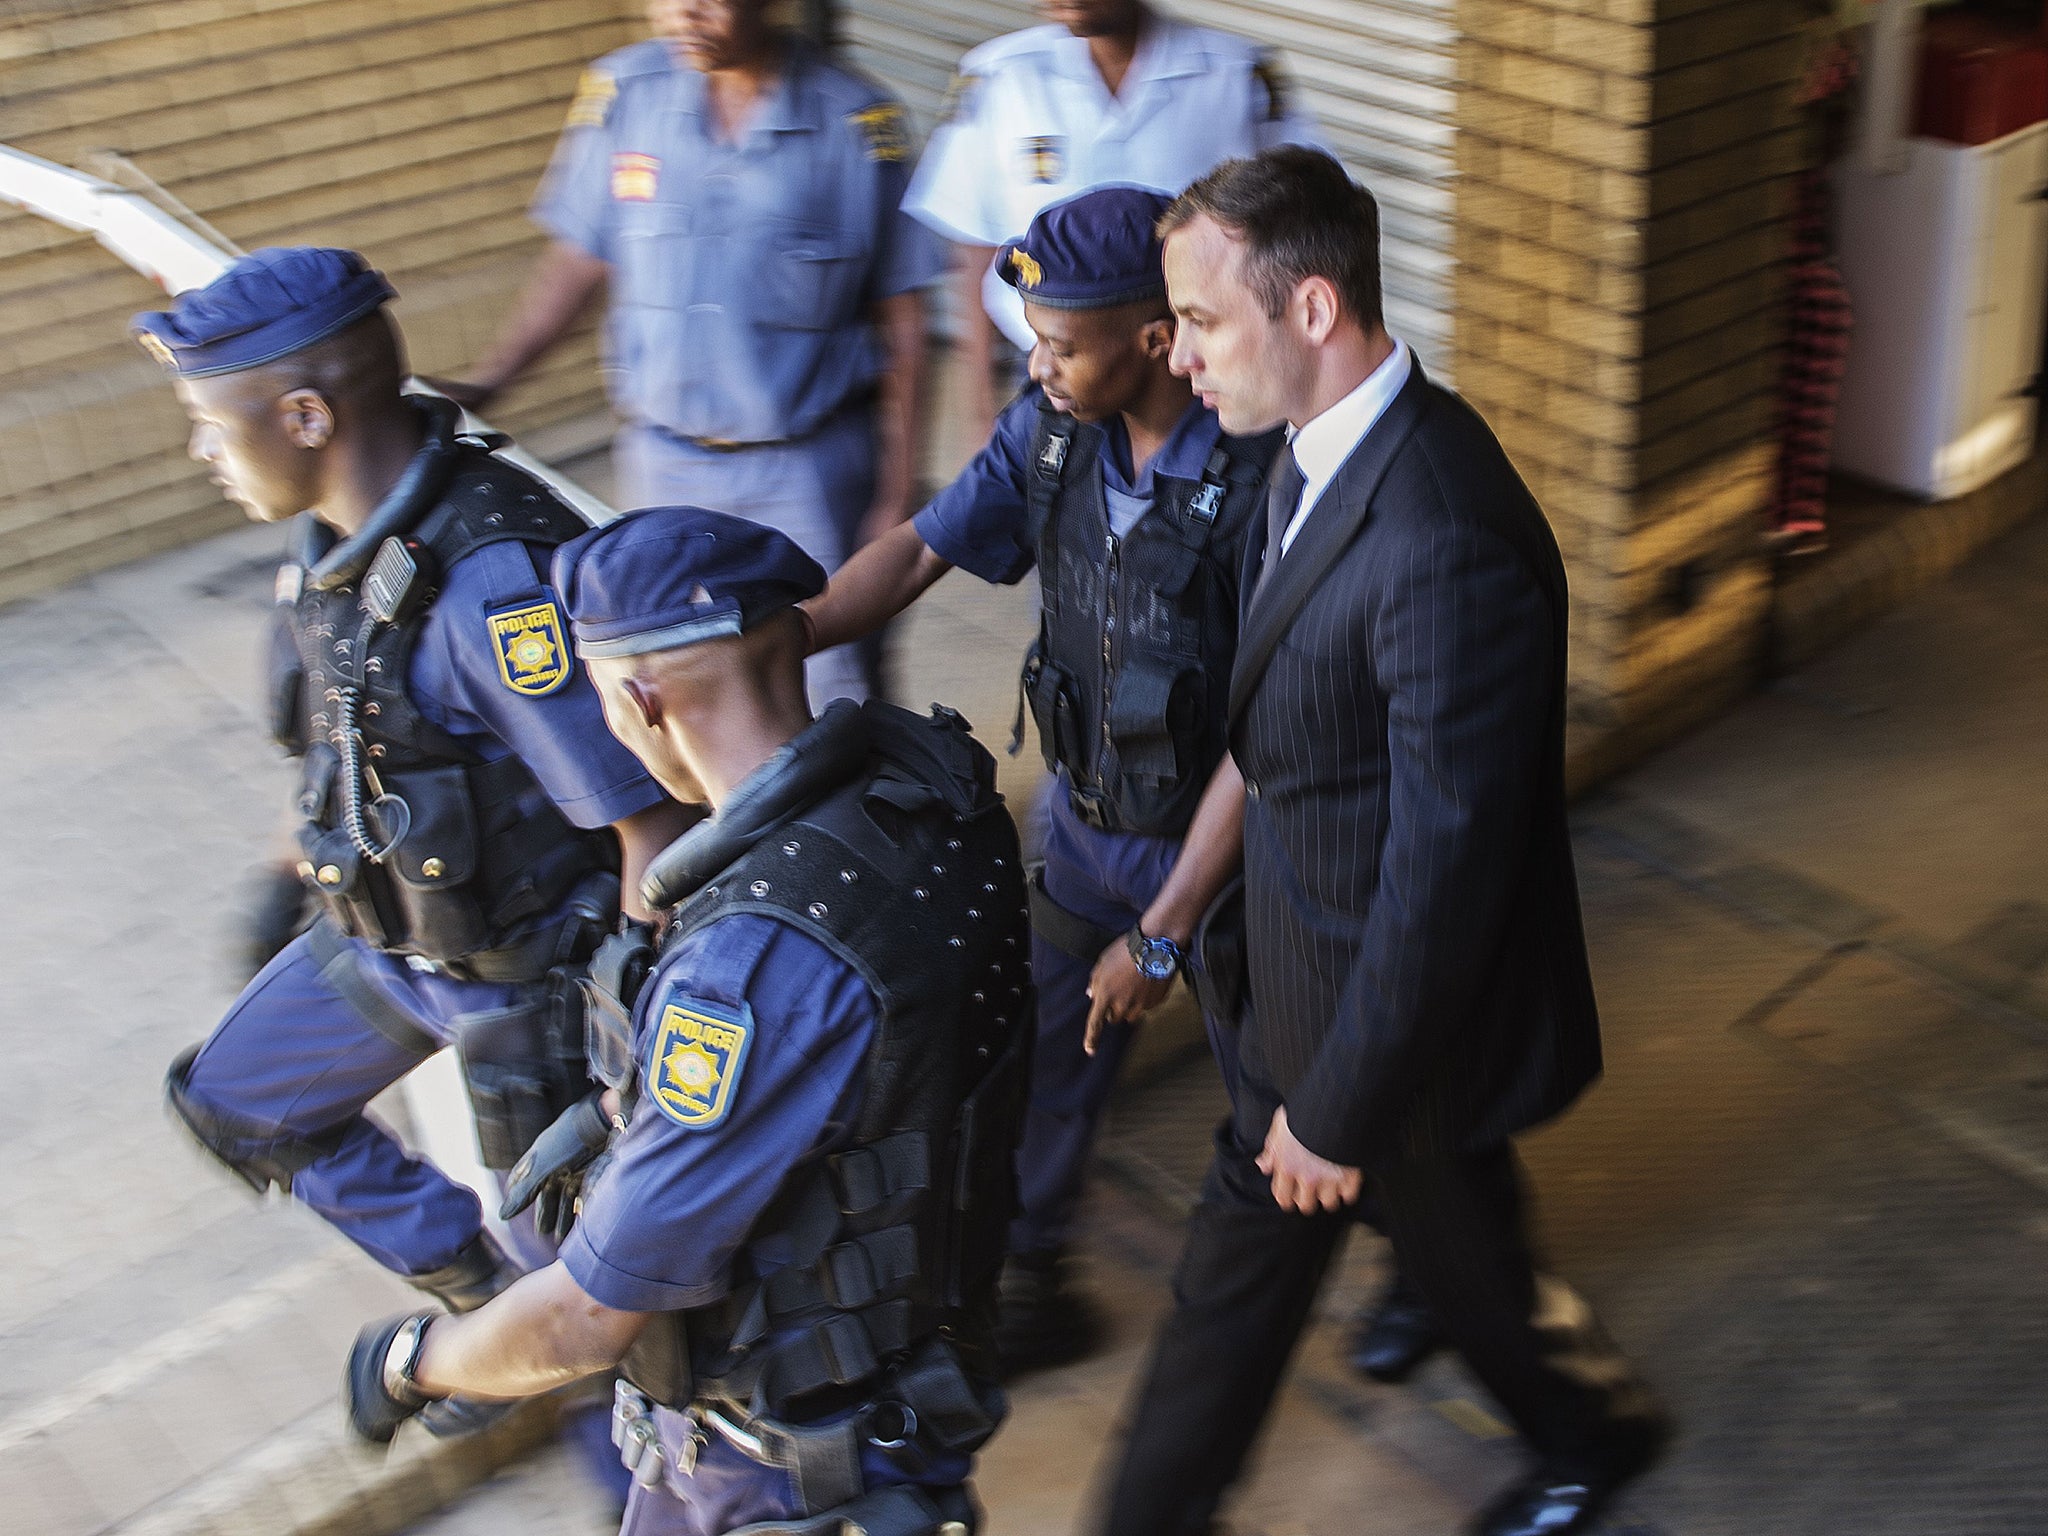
1917, 12, 2048, 145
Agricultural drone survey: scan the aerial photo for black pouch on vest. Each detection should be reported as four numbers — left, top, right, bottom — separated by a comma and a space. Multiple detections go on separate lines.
298, 822, 383, 943
1020, 639, 1083, 771
1103, 659, 1204, 827
381, 763, 491, 961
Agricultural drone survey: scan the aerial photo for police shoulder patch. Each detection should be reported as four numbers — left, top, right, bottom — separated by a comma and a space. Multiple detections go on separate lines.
486, 599, 571, 696
849, 102, 909, 163
938, 71, 982, 125
645, 992, 754, 1130
565, 67, 617, 129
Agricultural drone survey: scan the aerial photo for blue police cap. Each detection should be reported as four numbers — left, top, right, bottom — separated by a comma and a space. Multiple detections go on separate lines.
554, 506, 826, 660
995, 185, 1172, 312
131, 247, 395, 378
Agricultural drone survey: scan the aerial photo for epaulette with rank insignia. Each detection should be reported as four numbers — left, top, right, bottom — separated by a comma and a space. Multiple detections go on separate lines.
565, 66, 617, 129
1252, 49, 1291, 123
938, 71, 982, 125
848, 102, 909, 163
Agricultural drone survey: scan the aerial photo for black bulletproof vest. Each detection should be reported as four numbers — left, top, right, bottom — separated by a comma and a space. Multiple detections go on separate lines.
1020, 402, 1280, 836
281, 442, 615, 971
621, 703, 1031, 1430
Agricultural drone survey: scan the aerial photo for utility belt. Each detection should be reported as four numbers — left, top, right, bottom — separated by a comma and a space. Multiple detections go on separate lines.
665, 385, 879, 455
611, 1367, 982, 1535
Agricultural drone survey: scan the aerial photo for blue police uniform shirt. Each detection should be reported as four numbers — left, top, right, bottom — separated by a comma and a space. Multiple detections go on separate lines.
405, 538, 665, 830
913, 386, 1222, 583
533, 36, 943, 445
562, 913, 876, 1310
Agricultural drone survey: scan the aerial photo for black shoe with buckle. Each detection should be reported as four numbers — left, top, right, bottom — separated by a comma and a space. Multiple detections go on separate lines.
1346, 1284, 1445, 1384
996, 1249, 1103, 1375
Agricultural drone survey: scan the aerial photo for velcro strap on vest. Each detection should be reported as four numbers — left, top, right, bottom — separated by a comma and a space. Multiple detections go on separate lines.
1025, 861, 1120, 961
761, 1226, 920, 1319
828, 1131, 930, 1215
767, 1301, 914, 1402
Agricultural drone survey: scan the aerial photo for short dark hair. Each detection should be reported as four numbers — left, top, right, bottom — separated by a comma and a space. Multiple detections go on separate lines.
1159, 146, 1383, 331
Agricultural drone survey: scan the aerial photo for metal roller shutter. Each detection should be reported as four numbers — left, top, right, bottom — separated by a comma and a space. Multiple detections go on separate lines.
1171, 0, 1456, 375
835, 0, 1456, 377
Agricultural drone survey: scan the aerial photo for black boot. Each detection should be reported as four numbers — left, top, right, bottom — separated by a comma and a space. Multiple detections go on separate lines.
1346, 1271, 1446, 1384
409, 1231, 518, 1313
996, 1249, 1104, 1374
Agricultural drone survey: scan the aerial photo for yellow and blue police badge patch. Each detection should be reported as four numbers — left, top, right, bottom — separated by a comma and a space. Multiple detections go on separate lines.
646, 994, 753, 1130
487, 600, 571, 696
565, 66, 617, 129
1018, 135, 1065, 185
849, 103, 909, 163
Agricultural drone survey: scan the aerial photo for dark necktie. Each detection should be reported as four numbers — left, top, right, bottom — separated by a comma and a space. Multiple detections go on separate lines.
1255, 443, 1306, 599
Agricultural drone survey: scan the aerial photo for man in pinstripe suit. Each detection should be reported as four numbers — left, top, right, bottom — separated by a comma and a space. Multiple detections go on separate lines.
1096, 149, 1666, 1536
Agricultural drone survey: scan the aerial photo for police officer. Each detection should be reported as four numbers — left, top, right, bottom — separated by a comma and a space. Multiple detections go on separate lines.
799, 187, 1267, 1368
343, 506, 1029, 1536
138, 249, 695, 1372
437, 0, 941, 708
905, 0, 1321, 439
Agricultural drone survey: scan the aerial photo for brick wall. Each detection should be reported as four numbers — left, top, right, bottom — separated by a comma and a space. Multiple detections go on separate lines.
1452, 0, 1798, 778
0, 0, 645, 607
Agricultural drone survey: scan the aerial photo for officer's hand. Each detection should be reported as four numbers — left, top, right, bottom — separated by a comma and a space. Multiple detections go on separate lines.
239, 861, 312, 979
499, 1091, 614, 1240
345, 1313, 440, 1444
1084, 939, 1174, 1055
419, 375, 499, 413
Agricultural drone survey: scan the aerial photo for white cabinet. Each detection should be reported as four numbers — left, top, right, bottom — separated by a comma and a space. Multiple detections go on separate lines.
1832, 120, 2048, 499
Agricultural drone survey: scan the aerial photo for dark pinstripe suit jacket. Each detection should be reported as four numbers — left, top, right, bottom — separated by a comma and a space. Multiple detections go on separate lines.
1228, 362, 1600, 1168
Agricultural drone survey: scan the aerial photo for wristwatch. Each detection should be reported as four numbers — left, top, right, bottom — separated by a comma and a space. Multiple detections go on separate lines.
382, 1312, 436, 1403
1125, 926, 1185, 982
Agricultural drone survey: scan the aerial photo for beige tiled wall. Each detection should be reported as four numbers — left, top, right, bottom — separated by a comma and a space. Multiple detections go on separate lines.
1454, 0, 1798, 778
0, 0, 646, 605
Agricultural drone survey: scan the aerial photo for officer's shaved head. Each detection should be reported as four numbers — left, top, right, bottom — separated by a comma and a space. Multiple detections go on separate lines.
584, 612, 809, 808
173, 310, 416, 525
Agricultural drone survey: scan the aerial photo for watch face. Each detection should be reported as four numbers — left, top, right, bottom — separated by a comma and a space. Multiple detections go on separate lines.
1136, 941, 1176, 980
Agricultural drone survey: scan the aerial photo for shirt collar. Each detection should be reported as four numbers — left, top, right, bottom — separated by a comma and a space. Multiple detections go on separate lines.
1287, 338, 1412, 491
672, 34, 818, 134
1101, 396, 1219, 499
1050, 15, 1203, 88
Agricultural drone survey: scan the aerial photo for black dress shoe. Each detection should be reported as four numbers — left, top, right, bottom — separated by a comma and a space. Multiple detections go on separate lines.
1471, 1475, 1607, 1536
1346, 1294, 1445, 1383
996, 1249, 1104, 1374
1471, 1415, 1669, 1536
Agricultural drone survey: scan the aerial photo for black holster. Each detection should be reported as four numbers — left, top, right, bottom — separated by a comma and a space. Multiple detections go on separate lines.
454, 875, 614, 1169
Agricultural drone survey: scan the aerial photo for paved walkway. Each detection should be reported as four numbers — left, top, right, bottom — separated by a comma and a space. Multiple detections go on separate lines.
1, 435, 2043, 1535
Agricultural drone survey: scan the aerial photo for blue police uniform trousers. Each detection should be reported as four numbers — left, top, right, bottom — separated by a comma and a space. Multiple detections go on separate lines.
184, 925, 634, 1499
614, 408, 879, 709
179, 927, 512, 1272
1013, 775, 1187, 1257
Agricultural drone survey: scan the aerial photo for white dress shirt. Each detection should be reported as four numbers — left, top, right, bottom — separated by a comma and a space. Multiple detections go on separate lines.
905, 19, 1322, 350
1279, 339, 1413, 557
